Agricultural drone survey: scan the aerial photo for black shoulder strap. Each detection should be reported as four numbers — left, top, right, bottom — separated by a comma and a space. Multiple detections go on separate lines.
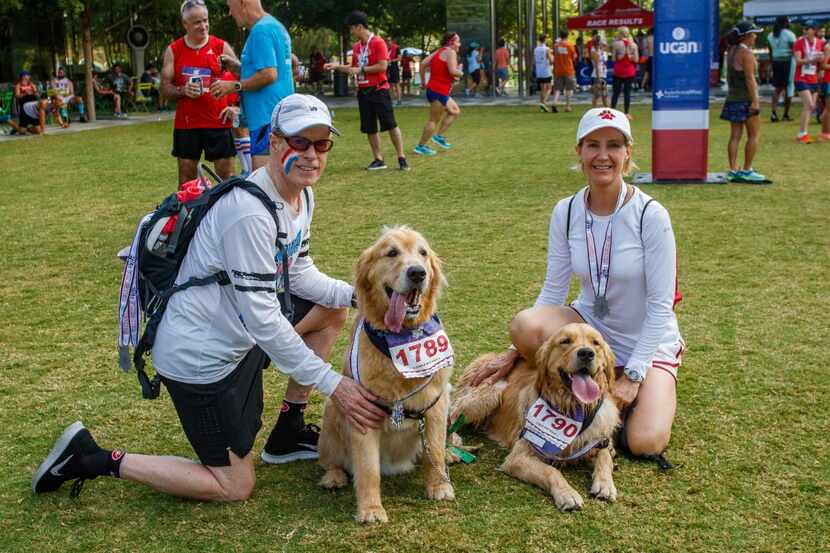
640, 198, 655, 240
303, 187, 311, 217
565, 194, 576, 240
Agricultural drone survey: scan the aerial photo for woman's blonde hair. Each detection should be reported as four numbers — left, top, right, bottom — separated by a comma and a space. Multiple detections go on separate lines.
617, 26, 630, 39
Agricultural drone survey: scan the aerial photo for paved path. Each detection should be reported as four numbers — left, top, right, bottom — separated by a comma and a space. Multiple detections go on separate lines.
0, 85, 767, 142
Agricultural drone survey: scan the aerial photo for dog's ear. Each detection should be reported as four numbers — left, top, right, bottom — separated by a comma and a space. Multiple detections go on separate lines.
354, 244, 376, 298
426, 248, 446, 295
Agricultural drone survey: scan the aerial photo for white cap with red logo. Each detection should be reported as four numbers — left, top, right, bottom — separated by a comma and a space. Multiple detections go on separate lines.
576, 107, 633, 144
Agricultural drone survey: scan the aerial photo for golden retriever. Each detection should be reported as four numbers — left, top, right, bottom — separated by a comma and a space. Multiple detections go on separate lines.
450, 323, 620, 511
318, 226, 454, 523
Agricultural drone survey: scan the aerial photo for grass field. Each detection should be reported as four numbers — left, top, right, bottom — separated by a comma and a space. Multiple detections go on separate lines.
0, 104, 828, 553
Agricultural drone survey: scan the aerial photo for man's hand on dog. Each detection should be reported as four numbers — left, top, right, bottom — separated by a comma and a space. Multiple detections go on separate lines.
612, 377, 640, 406
332, 377, 387, 433
470, 348, 520, 386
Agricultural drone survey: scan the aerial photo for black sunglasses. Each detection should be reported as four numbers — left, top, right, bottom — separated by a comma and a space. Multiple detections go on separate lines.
284, 135, 334, 153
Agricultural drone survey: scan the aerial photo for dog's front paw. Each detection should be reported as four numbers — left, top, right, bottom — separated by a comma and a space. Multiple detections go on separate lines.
319, 468, 348, 490
426, 481, 455, 501
552, 486, 584, 511
590, 478, 617, 502
355, 504, 388, 524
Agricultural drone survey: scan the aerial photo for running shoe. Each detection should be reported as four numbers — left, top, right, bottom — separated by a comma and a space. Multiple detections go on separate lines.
770, 111, 779, 123
727, 170, 741, 181
782, 114, 793, 121
738, 169, 766, 182
797, 134, 813, 144
817, 133, 830, 142
367, 159, 388, 170
431, 135, 452, 150
398, 157, 410, 171
32, 421, 101, 495
414, 144, 437, 156
539, 103, 551, 113
261, 423, 320, 464
551, 105, 559, 113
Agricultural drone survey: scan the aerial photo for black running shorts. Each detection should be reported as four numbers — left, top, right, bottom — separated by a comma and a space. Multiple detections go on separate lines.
357, 87, 397, 134
172, 128, 235, 162
163, 346, 267, 467
162, 295, 315, 466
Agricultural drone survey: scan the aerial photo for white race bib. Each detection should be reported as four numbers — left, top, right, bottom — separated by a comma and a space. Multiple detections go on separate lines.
388, 328, 454, 379
802, 63, 817, 76
522, 397, 584, 456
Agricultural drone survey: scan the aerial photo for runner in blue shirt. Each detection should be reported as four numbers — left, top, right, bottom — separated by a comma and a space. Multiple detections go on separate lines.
211, 0, 294, 170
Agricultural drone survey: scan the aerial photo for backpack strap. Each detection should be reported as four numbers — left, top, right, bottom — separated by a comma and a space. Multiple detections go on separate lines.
304, 187, 311, 217
565, 194, 576, 240
640, 197, 655, 239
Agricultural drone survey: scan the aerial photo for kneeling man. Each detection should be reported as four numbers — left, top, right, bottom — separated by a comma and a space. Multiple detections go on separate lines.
33, 94, 385, 502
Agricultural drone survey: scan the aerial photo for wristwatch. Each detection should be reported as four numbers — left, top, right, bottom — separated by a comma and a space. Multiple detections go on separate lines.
623, 366, 644, 383
234, 81, 242, 92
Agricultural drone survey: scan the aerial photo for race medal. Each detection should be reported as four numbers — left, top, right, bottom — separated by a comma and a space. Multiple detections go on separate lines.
386, 317, 454, 379
521, 397, 585, 460
584, 183, 626, 321
593, 295, 610, 318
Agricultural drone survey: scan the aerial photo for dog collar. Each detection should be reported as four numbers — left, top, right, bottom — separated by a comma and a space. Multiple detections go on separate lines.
521, 395, 606, 463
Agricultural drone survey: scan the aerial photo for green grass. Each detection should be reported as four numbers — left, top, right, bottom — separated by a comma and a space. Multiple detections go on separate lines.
0, 105, 828, 553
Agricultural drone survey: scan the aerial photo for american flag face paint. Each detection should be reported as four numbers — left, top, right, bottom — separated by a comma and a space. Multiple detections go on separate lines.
281, 148, 300, 176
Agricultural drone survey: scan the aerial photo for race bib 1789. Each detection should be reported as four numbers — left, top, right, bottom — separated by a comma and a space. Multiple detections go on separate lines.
388, 329, 454, 379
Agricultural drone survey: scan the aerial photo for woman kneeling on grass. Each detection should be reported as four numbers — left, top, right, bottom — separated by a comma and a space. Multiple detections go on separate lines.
414, 32, 463, 156
720, 21, 766, 183
470, 107, 685, 465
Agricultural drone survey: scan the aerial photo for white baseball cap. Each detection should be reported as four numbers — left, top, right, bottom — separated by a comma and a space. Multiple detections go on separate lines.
576, 107, 633, 144
271, 94, 340, 137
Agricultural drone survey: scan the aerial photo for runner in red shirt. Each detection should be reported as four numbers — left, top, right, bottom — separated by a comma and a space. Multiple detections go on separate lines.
326, 11, 408, 171
160, 0, 238, 183
611, 26, 639, 120
414, 32, 463, 156
820, 38, 830, 140
793, 21, 825, 143
386, 35, 402, 106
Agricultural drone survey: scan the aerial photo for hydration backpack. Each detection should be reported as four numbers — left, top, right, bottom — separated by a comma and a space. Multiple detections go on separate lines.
118, 169, 295, 399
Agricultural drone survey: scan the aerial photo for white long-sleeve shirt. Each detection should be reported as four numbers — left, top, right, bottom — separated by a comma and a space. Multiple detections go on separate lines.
152, 167, 352, 392
535, 185, 682, 378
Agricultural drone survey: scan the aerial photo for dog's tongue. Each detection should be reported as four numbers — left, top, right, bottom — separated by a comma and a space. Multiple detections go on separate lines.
571, 373, 601, 404
384, 291, 406, 333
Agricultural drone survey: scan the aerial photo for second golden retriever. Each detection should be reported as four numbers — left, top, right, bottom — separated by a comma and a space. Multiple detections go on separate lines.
318, 226, 454, 523
450, 323, 620, 511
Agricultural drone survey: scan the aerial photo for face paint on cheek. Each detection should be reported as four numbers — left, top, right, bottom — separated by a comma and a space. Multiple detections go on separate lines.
281, 148, 300, 176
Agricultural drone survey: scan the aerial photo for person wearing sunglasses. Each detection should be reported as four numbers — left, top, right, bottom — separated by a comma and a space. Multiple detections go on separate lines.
33, 94, 386, 503
160, 0, 239, 184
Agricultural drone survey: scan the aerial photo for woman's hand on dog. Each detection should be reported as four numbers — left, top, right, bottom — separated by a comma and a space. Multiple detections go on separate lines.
332, 377, 387, 433
612, 377, 640, 406
470, 348, 521, 386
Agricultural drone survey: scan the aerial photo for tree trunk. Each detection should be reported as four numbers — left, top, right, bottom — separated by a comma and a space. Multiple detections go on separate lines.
83, 0, 96, 122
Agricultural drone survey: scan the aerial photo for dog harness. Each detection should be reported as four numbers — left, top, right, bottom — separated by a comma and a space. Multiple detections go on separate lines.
349, 317, 451, 430
521, 395, 608, 463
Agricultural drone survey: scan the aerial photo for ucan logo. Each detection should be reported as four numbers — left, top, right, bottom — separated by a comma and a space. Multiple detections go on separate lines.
659, 27, 700, 54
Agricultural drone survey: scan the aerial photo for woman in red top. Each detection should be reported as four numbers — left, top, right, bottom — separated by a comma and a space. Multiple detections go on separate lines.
611, 26, 639, 119
14, 71, 38, 107
414, 33, 463, 156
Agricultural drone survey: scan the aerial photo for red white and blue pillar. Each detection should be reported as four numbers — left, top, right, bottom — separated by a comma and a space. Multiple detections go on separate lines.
652, 0, 717, 181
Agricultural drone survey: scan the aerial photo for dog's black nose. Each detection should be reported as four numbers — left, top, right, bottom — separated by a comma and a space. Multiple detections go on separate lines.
406, 266, 426, 283
576, 348, 595, 362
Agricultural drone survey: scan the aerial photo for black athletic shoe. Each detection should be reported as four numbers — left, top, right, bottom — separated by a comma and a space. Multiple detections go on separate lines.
261, 423, 320, 464
367, 159, 388, 171
398, 157, 410, 171
32, 421, 100, 496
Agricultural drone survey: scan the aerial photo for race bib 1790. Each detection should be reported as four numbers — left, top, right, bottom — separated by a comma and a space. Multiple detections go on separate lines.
521, 397, 584, 457
387, 329, 454, 379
